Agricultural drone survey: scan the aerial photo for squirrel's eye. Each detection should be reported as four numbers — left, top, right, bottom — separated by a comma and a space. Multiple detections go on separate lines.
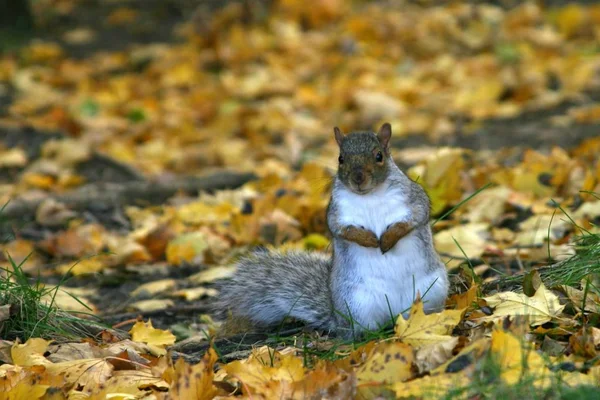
376, 151, 383, 162
338, 155, 344, 164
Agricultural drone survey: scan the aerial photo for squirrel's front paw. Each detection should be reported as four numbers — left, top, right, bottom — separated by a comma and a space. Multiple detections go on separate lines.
380, 222, 411, 253
341, 226, 379, 248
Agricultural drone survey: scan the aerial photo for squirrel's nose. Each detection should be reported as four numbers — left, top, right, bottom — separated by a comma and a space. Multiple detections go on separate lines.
351, 170, 365, 185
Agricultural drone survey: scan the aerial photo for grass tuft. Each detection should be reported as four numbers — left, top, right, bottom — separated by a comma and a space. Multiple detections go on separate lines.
0, 253, 100, 341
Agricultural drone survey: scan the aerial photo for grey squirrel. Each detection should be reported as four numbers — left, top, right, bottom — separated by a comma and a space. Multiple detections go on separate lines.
219, 123, 449, 337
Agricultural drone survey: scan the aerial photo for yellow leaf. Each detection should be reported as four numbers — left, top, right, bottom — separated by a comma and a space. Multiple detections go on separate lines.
166, 232, 208, 266
301, 233, 330, 250
1, 240, 44, 274
89, 369, 169, 399
392, 370, 470, 399
554, 4, 586, 38
173, 287, 218, 301
419, 148, 466, 188
394, 298, 464, 348
129, 299, 175, 312
454, 80, 504, 114
448, 284, 478, 310
46, 358, 113, 390
177, 202, 236, 225
0, 364, 61, 399
42, 288, 96, 313
131, 279, 177, 297
293, 362, 353, 399
129, 320, 175, 356
477, 282, 565, 326
434, 223, 489, 259
21, 173, 55, 190
464, 186, 511, 223
356, 341, 414, 398
223, 347, 305, 397
170, 348, 218, 400
11, 339, 51, 367
490, 330, 551, 387
57, 257, 107, 276
189, 266, 236, 284
0, 148, 27, 168
515, 214, 571, 247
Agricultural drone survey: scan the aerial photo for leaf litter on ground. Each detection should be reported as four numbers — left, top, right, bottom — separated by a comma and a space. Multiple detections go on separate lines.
0, 0, 600, 398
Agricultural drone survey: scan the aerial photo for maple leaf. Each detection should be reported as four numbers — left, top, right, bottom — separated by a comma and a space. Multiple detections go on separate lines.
11, 338, 51, 367
168, 348, 218, 400
394, 298, 465, 348
46, 358, 113, 390
0, 364, 63, 399
223, 347, 306, 398
294, 361, 353, 399
129, 320, 176, 356
87, 369, 169, 399
476, 282, 566, 326
490, 329, 552, 387
356, 341, 415, 398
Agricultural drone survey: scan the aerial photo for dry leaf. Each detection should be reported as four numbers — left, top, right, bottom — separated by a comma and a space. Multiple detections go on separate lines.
357, 341, 415, 384
434, 223, 489, 259
170, 348, 218, 400
129, 320, 176, 356
131, 279, 177, 298
477, 282, 565, 326
395, 298, 465, 348
490, 329, 551, 387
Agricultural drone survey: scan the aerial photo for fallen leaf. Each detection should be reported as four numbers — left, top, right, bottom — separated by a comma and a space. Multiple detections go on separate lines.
170, 347, 218, 400
415, 337, 459, 373
395, 298, 465, 348
129, 299, 175, 313
172, 287, 219, 301
166, 232, 209, 266
189, 266, 236, 284
434, 223, 489, 259
448, 284, 478, 310
477, 282, 565, 326
47, 342, 98, 363
392, 370, 470, 399
129, 320, 176, 356
131, 279, 177, 298
42, 288, 96, 313
223, 347, 305, 397
89, 369, 169, 399
0, 148, 27, 168
11, 338, 51, 366
356, 341, 414, 398
490, 329, 551, 387
46, 358, 113, 391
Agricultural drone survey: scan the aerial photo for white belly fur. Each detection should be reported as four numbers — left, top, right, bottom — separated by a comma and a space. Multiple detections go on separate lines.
336, 184, 443, 330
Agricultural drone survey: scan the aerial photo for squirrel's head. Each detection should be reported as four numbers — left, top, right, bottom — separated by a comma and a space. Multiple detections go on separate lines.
334, 123, 392, 195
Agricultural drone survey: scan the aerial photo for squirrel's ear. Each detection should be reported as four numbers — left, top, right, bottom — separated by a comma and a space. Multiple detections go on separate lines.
334, 127, 344, 147
377, 123, 392, 150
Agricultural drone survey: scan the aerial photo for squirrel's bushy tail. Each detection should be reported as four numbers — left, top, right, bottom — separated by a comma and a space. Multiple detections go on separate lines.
217, 251, 336, 331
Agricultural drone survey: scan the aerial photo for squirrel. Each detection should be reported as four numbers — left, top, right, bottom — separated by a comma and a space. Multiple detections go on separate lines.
219, 123, 449, 337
